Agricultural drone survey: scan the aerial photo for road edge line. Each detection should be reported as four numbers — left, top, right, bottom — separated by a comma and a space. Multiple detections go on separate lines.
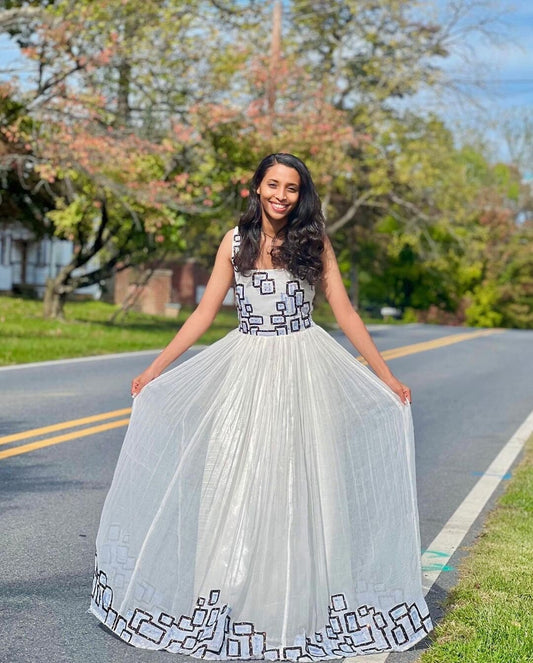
0, 348, 164, 372
420, 407, 533, 593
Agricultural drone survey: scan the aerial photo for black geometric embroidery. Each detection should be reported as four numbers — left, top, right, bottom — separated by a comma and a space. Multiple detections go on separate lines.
235, 272, 313, 336
252, 271, 276, 295
232, 231, 242, 259
231, 228, 315, 337
91, 554, 432, 660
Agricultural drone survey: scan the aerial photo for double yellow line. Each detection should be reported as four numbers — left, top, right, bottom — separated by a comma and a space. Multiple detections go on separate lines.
0, 328, 501, 461
0, 408, 131, 460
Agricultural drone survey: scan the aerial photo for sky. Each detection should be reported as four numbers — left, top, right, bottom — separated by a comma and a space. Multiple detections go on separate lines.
385, 0, 533, 165
0, 0, 531, 164
442, 0, 533, 110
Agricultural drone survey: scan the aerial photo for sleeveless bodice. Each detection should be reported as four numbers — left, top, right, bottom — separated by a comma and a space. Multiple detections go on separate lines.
232, 228, 315, 336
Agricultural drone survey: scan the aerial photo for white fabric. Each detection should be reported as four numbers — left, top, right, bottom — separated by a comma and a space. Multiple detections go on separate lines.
89, 230, 433, 659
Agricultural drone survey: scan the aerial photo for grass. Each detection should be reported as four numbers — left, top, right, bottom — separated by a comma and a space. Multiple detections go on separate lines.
419, 434, 533, 663
0, 294, 339, 366
0, 296, 237, 365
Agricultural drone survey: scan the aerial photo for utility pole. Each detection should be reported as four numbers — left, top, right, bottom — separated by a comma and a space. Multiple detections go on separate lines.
267, 1, 282, 118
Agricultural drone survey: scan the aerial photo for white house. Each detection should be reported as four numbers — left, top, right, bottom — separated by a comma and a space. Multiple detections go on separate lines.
0, 222, 101, 298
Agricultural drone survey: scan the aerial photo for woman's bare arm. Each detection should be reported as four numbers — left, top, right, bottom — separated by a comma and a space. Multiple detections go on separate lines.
131, 229, 235, 395
320, 236, 411, 403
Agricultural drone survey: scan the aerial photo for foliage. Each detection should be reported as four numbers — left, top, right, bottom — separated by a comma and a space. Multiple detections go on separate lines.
0, 0, 530, 327
0, 0, 249, 316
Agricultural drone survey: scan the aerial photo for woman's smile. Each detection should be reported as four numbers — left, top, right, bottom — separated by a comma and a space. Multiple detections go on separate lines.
269, 200, 290, 214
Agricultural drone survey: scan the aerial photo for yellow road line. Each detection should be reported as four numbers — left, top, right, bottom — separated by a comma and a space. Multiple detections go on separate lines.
0, 408, 132, 446
0, 328, 504, 461
358, 328, 501, 364
0, 419, 130, 460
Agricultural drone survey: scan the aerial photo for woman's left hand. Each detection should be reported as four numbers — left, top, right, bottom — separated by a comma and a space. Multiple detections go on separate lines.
382, 375, 411, 404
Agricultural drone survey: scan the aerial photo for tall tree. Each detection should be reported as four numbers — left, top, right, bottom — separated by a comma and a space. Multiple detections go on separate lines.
0, 0, 260, 317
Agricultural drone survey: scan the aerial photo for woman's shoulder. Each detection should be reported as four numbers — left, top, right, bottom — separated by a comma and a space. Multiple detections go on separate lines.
217, 226, 240, 262
222, 226, 239, 241
211, 227, 235, 260
220, 226, 239, 241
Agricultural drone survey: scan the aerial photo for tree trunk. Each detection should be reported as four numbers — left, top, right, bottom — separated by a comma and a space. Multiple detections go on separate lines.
43, 276, 70, 320
109, 260, 162, 323
116, 58, 132, 126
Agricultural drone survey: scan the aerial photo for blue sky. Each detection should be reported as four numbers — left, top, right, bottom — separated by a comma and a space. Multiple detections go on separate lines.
0, 1, 531, 163
442, 0, 532, 105
388, 0, 533, 164
468, 1, 533, 108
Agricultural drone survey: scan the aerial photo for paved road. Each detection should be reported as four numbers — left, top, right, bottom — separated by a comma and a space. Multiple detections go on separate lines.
1, 324, 532, 663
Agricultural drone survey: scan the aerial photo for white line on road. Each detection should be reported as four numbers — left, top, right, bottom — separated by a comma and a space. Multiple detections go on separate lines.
346, 406, 533, 663
419, 407, 533, 592
0, 349, 160, 372
0, 346, 206, 372
0, 330, 400, 372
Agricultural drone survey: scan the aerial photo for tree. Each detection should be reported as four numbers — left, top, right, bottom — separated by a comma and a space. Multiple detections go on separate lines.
461, 160, 533, 328
0, 0, 261, 317
280, 1, 511, 295
0, 82, 57, 232
1, 0, 524, 327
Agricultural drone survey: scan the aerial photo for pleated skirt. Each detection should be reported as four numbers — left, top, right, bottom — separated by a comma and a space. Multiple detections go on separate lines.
89, 324, 433, 659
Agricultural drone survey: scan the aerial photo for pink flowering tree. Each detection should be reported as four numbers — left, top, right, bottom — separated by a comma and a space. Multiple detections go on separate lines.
0, 0, 261, 317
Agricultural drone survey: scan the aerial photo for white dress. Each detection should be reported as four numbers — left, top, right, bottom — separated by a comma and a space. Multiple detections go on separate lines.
89, 227, 433, 659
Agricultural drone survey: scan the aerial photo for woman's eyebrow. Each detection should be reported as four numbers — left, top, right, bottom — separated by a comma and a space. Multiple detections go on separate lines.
267, 178, 299, 187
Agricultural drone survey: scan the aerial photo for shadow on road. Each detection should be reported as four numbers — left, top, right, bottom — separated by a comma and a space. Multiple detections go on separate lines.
0, 460, 108, 500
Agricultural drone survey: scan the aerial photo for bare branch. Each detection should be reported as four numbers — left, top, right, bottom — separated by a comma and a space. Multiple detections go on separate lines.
0, 7, 44, 30
327, 191, 374, 235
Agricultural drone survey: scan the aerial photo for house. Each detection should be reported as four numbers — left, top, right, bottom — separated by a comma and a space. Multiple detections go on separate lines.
110, 259, 234, 317
0, 222, 100, 298
0, 222, 232, 314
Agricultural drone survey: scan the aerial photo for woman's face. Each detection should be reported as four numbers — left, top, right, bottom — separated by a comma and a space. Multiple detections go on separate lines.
256, 163, 300, 223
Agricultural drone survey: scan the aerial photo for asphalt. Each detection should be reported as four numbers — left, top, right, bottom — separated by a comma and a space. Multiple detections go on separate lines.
1, 324, 532, 663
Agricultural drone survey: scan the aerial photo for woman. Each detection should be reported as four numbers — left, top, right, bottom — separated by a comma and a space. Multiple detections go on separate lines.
90, 153, 433, 659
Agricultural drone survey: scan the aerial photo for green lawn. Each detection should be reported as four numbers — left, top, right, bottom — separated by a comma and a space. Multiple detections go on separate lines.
420, 434, 533, 663
0, 294, 339, 365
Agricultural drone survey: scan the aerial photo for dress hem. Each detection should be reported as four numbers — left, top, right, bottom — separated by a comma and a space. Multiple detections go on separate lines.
88, 600, 432, 660
90, 561, 433, 661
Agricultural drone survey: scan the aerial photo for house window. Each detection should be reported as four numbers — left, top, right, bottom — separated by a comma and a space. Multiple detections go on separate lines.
0, 234, 10, 266
35, 240, 48, 267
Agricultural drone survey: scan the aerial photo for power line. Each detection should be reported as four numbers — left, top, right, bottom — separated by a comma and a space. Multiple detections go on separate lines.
454, 79, 533, 84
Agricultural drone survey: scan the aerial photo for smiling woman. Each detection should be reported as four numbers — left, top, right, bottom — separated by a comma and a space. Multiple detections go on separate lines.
233, 154, 325, 285
90, 153, 432, 660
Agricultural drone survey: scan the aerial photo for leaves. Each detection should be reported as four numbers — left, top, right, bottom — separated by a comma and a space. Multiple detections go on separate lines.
0, 0, 530, 325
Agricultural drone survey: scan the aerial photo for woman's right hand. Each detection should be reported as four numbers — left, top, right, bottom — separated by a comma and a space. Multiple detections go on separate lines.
131, 367, 160, 398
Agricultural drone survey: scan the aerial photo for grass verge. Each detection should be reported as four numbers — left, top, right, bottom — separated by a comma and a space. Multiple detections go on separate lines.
419, 433, 533, 663
0, 294, 339, 365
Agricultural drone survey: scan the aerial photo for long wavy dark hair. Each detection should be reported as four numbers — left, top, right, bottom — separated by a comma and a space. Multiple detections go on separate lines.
233, 153, 325, 284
